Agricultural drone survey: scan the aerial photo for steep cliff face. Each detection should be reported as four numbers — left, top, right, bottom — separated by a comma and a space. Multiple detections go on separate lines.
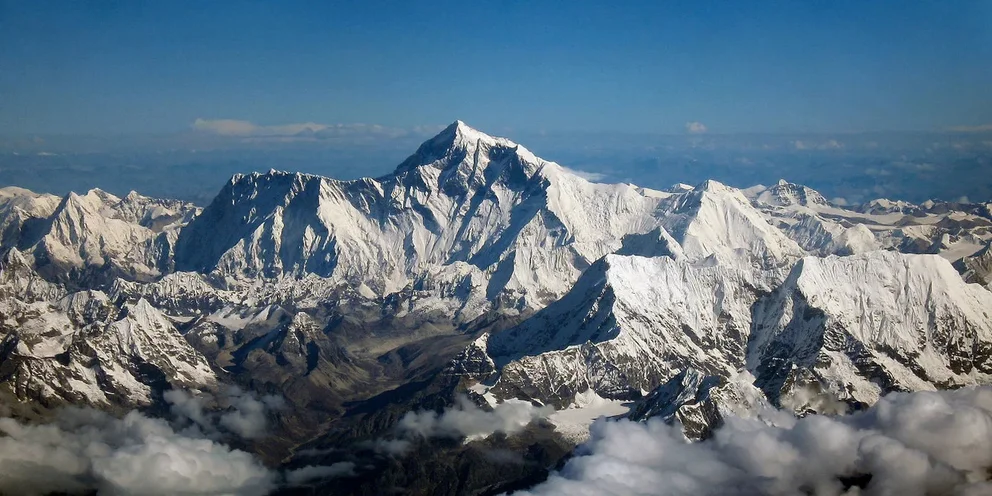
485, 254, 772, 407
749, 251, 992, 406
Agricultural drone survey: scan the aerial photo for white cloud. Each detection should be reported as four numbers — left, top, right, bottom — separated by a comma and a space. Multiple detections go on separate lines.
0, 408, 275, 496
561, 166, 608, 182
519, 387, 992, 496
685, 122, 708, 134
191, 118, 329, 137
397, 396, 552, 442
191, 118, 432, 142
357, 438, 413, 456
192, 118, 266, 136
793, 139, 844, 150
164, 386, 285, 439
947, 124, 992, 133
219, 387, 286, 439
285, 462, 357, 485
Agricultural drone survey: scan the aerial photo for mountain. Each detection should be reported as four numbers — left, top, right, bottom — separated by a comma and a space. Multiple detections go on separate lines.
749, 251, 992, 405
174, 121, 669, 313
955, 241, 992, 290
0, 187, 198, 286
747, 181, 992, 261
482, 253, 773, 407
661, 179, 805, 267
0, 249, 215, 414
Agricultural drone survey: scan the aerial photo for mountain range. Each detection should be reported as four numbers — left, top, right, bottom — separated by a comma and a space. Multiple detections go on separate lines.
1, 121, 990, 494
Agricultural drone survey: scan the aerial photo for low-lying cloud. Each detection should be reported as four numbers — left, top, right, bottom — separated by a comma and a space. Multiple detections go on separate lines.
285, 462, 357, 485
0, 408, 275, 496
518, 387, 992, 496
0, 387, 308, 495
286, 396, 552, 483
164, 386, 285, 439
396, 396, 552, 443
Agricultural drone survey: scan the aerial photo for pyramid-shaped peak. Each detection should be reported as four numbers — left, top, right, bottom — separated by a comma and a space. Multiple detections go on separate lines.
1, 246, 28, 268
693, 179, 733, 194
394, 120, 540, 175
757, 179, 829, 207
431, 120, 511, 148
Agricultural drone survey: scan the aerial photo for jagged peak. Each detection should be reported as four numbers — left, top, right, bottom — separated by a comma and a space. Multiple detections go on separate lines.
83, 188, 121, 205
439, 120, 503, 147
124, 190, 142, 200
52, 189, 119, 221
393, 120, 544, 176
757, 179, 829, 207
0, 246, 28, 268
693, 179, 733, 194
223, 169, 329, 196
0, 185, 40, 198
56, 190, 92, 214
666, 183, 695, 193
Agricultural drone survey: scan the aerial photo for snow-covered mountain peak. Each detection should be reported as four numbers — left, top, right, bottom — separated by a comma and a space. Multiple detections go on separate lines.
858, 197, 920, 215
0, 186, 61, 216
666, 183, 695, 193
756, 180, 830, 207
693, 178, 734, 193
392, 120, 546, 179
661, 179, 806, 268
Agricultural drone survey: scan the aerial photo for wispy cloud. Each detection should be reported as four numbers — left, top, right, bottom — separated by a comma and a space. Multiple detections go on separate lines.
285, 462, 357, 485
191, 118, 436, 142
947, 124, 992, 133
561, 166, 608, 182
793, 139, 844, 150
193, 119, 327, 136
686, 121, 708, 134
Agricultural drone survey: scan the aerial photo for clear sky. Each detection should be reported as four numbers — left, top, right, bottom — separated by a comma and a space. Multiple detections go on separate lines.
1, 0, 991, 136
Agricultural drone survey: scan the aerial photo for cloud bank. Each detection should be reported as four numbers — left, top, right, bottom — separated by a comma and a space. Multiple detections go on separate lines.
947, 124, 992, 133
518, 387, 992, 496
191, 118, 439, 142
0, 408, 274, 496
0, 387, 314, 495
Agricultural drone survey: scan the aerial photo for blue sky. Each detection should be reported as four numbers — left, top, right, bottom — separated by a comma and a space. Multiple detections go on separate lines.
2, 0, 991, 136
